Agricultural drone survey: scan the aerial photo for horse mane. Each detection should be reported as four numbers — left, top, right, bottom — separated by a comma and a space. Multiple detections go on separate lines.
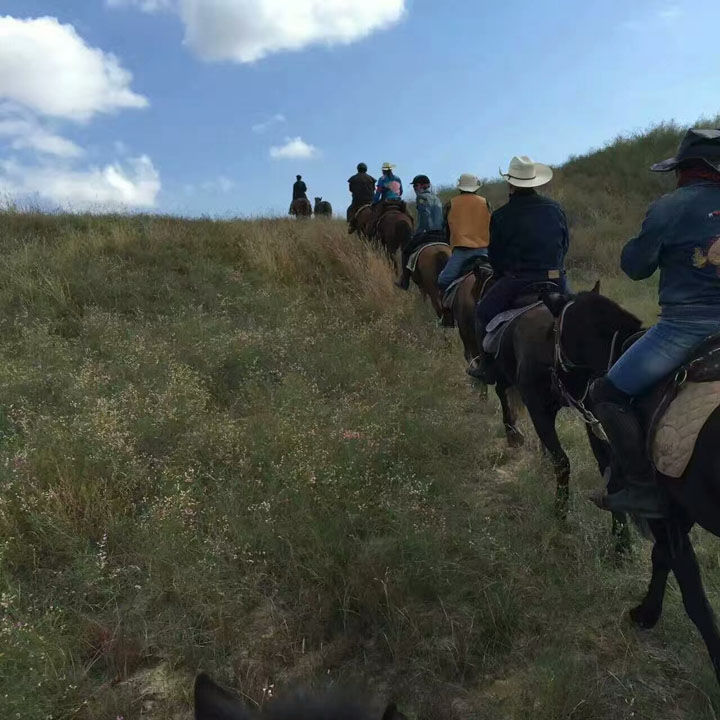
572, 291, 643, 336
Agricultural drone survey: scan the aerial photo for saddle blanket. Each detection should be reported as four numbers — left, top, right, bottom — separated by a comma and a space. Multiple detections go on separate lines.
407, 242, 450, 272
482, 302, 543, 357
441, 272, 473, 309
652, 380, 720, 478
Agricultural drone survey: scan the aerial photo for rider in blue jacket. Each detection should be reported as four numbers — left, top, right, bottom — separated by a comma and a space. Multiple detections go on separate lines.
396, 175, 445, 290
590, 129, 720, 517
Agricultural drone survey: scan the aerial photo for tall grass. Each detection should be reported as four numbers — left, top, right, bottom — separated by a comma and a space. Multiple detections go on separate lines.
1, 121, 720, 719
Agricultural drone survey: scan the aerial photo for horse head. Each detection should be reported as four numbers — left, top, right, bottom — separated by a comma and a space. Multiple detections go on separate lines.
194, 674, 408, 720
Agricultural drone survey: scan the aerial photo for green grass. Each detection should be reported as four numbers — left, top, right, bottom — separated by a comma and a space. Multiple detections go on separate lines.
2, 122, 720, 719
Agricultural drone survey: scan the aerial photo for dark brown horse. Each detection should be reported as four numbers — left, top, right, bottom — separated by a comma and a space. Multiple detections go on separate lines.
195, 673, 407, 720
314, 197, 333, 218
544, 289, 720, 684
375, 208, 413, 269
290, 198, 312, 219
411, 243, 452, 321
351, 205, 373, 239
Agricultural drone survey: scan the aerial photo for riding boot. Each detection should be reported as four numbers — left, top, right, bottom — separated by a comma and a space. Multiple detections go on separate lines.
587, 379, 669, 518
466, 316, 496, 383
394, 267, 411, 290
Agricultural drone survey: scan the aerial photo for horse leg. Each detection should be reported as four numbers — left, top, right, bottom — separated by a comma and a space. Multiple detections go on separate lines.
656, 521, 720, 682
521, 383, 570, 517
584, 425, 631, 553
629, 526, 671, 629
496, 381, 523, 448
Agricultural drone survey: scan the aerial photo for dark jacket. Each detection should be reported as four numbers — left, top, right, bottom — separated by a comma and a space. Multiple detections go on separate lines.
488, 191, 569, 276
293, 180, 308, 200
621, 180, 720, 317
348, 172, 376, 204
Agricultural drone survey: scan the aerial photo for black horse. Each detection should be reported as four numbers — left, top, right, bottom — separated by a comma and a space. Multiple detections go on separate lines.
544, 288, 720, 683
314, 197, 333, 218
194, 673, 407, 720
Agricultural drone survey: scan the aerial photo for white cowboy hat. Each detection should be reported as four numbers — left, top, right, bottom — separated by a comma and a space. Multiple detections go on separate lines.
381, 162, 396, 170
457, 173, 480, 192
500, 156, 553, 188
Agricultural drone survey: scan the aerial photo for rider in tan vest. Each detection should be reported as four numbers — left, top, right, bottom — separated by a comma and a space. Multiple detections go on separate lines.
437, 174, 492, 293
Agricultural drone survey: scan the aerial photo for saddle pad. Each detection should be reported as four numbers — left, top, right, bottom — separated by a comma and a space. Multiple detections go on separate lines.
652, 380, 720, 478
441, 272, 473, 309
483, 302, 543, 357
407, 242, 450, 272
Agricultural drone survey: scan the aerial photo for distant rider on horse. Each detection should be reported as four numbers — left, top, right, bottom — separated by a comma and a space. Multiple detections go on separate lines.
395, 174, 445, 290
470, 156, 569, 380
437, 174, 492, 294
347, 163, 376, 234
589, 129, 720, 518
289, 174, 309, 215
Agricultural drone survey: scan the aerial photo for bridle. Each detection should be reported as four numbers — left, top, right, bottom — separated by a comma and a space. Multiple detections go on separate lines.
551, 299, 623, 439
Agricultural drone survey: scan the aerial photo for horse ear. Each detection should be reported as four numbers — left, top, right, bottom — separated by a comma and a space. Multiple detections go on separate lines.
194, 674, 251, 720
591, 280, 601, 294
541, 290, 567, 318
382, 703, 408, 720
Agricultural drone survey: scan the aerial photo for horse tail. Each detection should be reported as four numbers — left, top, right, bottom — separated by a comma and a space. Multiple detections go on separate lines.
395, 217, 412, 254
435, 248, 449, 281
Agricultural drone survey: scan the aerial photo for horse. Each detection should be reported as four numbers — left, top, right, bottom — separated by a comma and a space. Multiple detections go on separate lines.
452, 269, 629, 523
543, 288, 720, 684
314, 197, 333, 218
194, 673, 407, 720
352, 204, 374, 239
375, 205, 413, 269
290, 198, 312, 219
411, 242, 452, 322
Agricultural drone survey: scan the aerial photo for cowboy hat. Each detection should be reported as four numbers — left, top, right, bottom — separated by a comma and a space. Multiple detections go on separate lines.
500, 156, 553, 188
456, 173, 480, 193
381, 162, 396, 171
651, 128, 720, 173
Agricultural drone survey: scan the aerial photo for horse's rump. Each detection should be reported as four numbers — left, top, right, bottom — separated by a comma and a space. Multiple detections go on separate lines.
408, 241, 450, 272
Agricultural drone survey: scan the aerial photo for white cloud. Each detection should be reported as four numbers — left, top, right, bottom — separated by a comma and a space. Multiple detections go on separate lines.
106, 0, 173, 13
0, 155, 161, 211
269, 137, 318, 160
128, 0, 406, 63
0, 15, 148, 121
201, 175, 236, 193
0, 116, 83, 158
252, 113, 286, 134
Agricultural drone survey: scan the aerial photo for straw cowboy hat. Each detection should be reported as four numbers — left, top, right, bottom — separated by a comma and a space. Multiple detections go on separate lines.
500, 156, 553, 188
651, 128, 720, 173
381, 162, 396, 171
456, 173, 480, 192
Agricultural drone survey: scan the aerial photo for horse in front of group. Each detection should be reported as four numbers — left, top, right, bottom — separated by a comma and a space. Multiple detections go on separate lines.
314, 197, 333, 218
289, 198, 313, 219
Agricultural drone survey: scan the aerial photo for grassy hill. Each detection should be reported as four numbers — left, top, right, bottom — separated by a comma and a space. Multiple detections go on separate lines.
2, 123, 720, 719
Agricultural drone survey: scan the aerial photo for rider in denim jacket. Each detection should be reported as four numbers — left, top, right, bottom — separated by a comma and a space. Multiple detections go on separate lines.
590, 129, 720, 518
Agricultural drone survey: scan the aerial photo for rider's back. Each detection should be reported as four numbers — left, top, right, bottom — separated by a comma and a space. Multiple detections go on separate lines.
489, 192, 569, 274
348, 172, 376, 203
622, 182, 720, 314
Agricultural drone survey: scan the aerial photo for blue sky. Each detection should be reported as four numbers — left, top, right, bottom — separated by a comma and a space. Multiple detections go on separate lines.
0, 0, 719, 216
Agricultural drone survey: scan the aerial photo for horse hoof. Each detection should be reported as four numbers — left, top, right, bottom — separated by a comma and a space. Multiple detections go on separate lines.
629, 604, 661, 630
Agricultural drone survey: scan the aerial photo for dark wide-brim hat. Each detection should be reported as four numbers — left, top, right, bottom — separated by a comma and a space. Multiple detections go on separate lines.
651, 128, 720, 172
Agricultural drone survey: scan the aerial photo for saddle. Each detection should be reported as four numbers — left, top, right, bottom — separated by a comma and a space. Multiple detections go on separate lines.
642, 334, 720, 478
441, 257, 492, 309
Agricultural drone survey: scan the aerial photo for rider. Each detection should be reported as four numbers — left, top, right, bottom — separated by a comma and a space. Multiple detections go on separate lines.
589, 128, 720, 518
437, 174, 492, 294
347, 163, 377, 234
395, 174, 445, 290
470, 156, 569, 380
289, 174, 308, 214
371, 163, 404, 228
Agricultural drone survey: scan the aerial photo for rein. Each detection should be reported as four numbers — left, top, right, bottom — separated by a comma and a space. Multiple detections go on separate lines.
551, 300, 622, 440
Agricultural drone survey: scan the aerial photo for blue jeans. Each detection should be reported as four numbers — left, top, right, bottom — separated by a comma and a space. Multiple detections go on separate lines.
608, 314, 720, 396
437, 248, 488, 293
476, 273, 568, 325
